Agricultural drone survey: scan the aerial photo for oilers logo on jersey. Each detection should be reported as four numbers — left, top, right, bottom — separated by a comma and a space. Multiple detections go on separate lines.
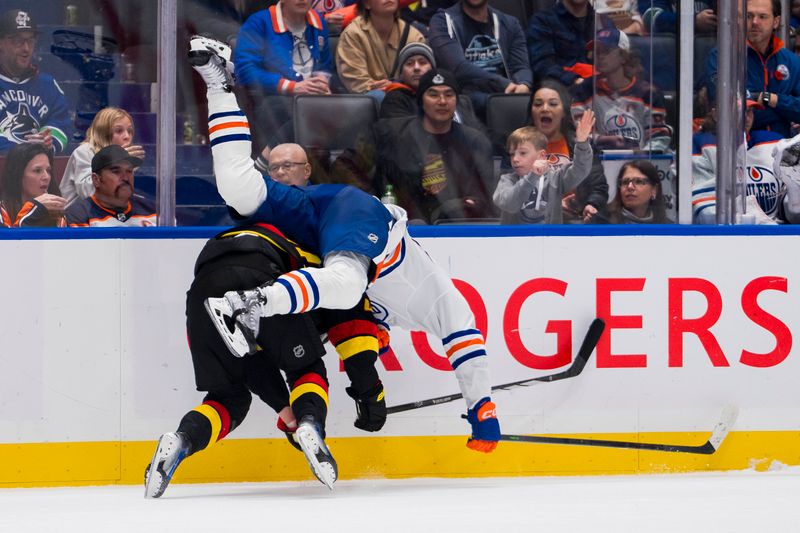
546, 153, 571, 171
603, 111, 642, 146
746, 164, 779, 217
0, 101, 40, 144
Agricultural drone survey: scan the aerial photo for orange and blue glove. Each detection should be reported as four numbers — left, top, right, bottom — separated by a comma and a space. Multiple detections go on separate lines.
465, 397, 500, 453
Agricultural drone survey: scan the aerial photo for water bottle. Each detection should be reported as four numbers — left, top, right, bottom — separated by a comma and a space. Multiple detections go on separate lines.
381, 184, 397, 205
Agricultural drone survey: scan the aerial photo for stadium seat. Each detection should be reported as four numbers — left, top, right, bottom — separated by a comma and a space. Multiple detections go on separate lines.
485, 93, 530, 158
293, 94, 378, 153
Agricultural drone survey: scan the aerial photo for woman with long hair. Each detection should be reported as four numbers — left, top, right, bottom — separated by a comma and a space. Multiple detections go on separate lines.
1, 143, 66, 227
527, 79, 608, 223
59, 107, 144, 206
602, 159, 671, 224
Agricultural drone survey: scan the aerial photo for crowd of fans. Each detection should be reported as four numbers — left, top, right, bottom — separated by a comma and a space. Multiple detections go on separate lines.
2, 0, 800, 228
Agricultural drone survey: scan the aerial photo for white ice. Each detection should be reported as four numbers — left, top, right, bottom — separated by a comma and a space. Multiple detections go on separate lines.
2, 469, 800, 532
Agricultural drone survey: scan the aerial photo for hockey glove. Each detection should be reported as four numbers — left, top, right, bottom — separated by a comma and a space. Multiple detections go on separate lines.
346, 382, 387, 432
377, 326, 391, 356
773, 133, 800, 187
465, 397, 500, 453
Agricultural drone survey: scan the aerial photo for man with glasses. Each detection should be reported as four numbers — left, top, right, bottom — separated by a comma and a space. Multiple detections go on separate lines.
255, 143, 313, 186
0, 9, 70, 154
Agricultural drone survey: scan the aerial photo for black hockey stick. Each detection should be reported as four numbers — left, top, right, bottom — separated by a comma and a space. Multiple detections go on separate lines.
387, 318, 606, 415
500, 405, 739, 455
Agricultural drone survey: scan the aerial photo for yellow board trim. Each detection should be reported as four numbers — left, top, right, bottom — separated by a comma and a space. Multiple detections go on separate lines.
336, 336, 378, 361
194, 404, 222, 444
2, 431, 800, 488
289, 382, 329, 407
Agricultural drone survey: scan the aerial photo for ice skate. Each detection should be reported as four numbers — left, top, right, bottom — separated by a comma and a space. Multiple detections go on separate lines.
295, 416, 338, 490
144, 432, 191, 499
188, 35, 234, 92
205, 289, 266, 357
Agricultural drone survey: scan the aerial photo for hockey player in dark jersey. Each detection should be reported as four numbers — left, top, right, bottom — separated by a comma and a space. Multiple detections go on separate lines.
144, 223, 386, 497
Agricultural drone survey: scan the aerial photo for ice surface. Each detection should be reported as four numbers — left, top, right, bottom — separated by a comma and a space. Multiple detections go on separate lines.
2, 470, 799, 532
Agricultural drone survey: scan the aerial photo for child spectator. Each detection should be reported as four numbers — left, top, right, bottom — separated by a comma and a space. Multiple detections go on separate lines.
493, 110, 595, 224
527, 80, 608, 223
0, 143, 66, 227
59, 107, 145, 207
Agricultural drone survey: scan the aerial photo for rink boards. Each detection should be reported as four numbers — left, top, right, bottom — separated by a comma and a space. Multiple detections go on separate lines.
1, 226, 800, 487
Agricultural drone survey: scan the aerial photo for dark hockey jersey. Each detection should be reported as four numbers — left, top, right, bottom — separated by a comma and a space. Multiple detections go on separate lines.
66, 194, 157, 227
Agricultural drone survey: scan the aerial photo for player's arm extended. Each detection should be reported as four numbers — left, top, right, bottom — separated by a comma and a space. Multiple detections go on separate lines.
208, 92, 267, 217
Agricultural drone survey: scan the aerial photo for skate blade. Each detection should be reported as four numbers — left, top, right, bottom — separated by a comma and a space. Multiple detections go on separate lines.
204, 297, 250, 358
295, 426, 337, 490
144, 434, 185, 499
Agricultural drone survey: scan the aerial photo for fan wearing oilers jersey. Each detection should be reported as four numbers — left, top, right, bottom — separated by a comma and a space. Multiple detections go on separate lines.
493, 114, 595, 225
691, 92, 800, 224
0, 10, 71, 154
570, 27, 672, 153
189, 35, 501, 455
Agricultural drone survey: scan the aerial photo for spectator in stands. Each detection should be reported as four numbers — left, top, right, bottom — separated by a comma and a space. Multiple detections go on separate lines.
428, 0, 531, 118
528, 80, 608, 223
262, 142, 313, 186
493, 111, 595, 224
571, 28, 672, 152
702, 0, 800, 138
692, 93, 793, 224
594, 0, 644, 35
234, 0, 333, 147
0, 9, 70, 154
380, 42, 482, 130
373, 69, 496, 223
597, 160, 671, 224
335, 0, 425, 102
60, 107, 145, 207
526, 0, 594, 88
640, 1, 717, 34
65, 145, 156, 227
0, 143, 65, 227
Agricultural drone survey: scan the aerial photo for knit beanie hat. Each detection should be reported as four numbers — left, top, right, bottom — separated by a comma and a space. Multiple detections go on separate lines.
394, 42, 436, 77
416, 69, 460, 103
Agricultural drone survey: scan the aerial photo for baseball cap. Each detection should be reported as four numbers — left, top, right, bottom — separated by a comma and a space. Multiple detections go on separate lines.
588, 28, 630, 52
416, 69, 460, 101
395, 42, 436, 77
0, 9, 38, 36
91, 145, 143, 173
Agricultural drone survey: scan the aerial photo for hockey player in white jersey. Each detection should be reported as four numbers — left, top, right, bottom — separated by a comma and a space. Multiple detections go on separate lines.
189, 35, 501, 455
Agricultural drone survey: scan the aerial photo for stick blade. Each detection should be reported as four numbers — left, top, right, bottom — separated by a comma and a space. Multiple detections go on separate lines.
708, 405, 739, 451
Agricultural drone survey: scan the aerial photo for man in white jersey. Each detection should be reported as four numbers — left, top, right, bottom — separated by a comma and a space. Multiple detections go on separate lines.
189, 35, 501, 454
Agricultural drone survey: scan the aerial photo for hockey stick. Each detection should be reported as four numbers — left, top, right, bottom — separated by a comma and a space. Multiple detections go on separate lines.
387, 318, 606, 415
500, 405, 739, 455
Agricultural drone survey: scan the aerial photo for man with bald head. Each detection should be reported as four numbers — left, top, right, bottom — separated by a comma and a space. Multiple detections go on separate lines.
255, 143, 312, 186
